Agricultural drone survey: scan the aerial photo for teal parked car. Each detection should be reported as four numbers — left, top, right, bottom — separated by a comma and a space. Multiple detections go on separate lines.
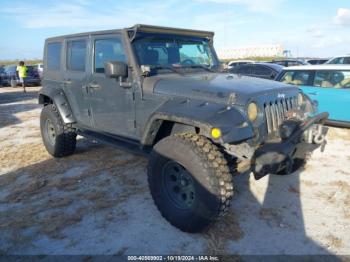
276, 65, 350, 127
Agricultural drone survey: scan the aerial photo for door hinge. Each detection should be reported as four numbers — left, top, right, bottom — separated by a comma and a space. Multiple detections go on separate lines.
87, 109, 91, 117
133, 120, 136, 128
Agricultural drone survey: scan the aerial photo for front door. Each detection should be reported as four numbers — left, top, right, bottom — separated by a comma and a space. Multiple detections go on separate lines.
87, 34, 136, 139
301, 70, 350, 122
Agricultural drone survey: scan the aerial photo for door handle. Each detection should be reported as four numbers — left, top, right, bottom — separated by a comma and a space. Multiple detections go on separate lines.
307, 91, 318, 95
88, 83, 101, 89
63, 79, 72, 85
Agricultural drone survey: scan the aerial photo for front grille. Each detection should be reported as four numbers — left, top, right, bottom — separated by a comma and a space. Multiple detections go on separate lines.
264, 96, 298, 133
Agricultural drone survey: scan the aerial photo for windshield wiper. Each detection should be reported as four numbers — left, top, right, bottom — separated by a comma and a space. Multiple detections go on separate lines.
152, 65, 184, 75
182, 64, 216, 72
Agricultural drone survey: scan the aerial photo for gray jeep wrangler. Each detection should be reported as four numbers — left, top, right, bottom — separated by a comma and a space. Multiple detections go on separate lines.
39, 24, 328, 232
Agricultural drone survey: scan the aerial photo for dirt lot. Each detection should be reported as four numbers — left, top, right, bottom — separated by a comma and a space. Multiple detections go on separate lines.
0, 86, 349, 256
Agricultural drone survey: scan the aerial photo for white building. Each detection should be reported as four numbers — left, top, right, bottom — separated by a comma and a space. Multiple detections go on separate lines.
216, 44, 284, 59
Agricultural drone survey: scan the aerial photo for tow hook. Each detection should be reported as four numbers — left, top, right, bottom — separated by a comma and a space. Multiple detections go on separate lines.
313, 124, 326, 144
314, 133, 325, 144
305, 124, 328, 152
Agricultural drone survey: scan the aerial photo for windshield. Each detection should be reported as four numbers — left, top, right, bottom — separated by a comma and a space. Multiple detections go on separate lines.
132, 34, 218, 72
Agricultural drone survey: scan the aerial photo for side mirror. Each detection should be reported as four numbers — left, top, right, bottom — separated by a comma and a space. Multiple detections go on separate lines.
104, 61, 128, 78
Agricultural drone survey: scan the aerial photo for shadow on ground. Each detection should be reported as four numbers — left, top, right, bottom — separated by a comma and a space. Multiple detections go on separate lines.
228, 172, 336, 255
0, 103, 39, 128
0, 90, 38, 105
0, 90, 39, 129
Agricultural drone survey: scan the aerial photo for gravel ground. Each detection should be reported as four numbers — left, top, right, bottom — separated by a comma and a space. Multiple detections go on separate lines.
0, 86, 349, 256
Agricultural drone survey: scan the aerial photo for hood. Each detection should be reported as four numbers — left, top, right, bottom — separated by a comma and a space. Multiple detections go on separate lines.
144, 72, 298, 105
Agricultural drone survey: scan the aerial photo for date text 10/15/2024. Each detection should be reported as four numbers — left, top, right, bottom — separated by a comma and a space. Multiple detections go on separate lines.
127, 256, 219, 261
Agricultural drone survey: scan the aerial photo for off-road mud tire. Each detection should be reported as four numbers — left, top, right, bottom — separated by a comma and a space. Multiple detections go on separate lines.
40, 104, 76, 157
148, 133, 234, 232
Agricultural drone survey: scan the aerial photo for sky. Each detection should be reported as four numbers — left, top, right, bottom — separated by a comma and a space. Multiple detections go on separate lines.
0, 0, 349, 60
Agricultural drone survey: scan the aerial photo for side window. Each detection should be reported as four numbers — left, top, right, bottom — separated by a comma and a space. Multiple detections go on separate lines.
314, 71, 350, 88
330, 57, 344, 64
67, 40, 87, 71
47, 42, 62, 71
254, 66, 272, 76
238, 66, 251, 75
280, 71, 311, 85
337, 57, 345, 64
94, 38, 126, 73
281, 72, 293, 84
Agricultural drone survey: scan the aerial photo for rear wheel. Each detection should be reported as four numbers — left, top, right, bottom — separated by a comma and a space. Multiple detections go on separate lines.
148, 133, 234, 232
40, 104, 76, 157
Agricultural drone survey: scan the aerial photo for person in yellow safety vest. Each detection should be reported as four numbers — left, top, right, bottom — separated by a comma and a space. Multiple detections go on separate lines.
16, 61, 28, 93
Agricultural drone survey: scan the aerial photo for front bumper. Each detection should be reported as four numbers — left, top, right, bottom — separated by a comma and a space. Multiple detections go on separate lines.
252, 112, 329, 180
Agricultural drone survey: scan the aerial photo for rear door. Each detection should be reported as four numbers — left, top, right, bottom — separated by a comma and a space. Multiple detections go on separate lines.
62, 37, 92, 128
301, 70, 350, 122
87, 34, 137, 139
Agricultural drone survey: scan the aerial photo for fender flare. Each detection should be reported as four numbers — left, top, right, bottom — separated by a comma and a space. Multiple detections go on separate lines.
38, 87, 76, 124
141, 98, 254, 145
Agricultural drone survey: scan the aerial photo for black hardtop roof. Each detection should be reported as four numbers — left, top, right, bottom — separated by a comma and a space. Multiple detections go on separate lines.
45, 24, 214, 42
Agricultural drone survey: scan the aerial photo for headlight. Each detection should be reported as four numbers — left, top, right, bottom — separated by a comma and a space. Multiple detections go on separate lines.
247, 102, 258, 122
298, 93, 304, 105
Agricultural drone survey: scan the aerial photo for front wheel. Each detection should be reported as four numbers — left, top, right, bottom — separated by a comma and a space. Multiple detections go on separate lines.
148, 133, 234, 232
